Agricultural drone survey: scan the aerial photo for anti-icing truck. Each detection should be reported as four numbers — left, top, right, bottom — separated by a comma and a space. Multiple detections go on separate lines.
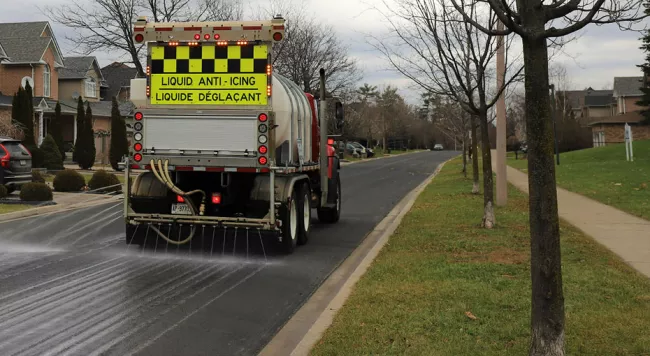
124, 15, 344, 254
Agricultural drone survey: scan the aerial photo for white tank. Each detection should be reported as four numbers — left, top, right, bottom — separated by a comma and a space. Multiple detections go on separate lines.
271, 73, 313, 164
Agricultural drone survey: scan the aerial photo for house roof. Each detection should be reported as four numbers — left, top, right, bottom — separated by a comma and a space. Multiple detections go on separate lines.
557, 90, 585, 108
613, 76, 644, 97
101, 62, 139, 101
588, 110, 645, 125
0, 22, 63, 65
583, 89, 614, 107
60, 56, 104, 81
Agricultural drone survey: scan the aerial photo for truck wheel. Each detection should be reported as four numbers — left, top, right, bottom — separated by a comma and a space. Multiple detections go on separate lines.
297, 183, 311, 246
279, 189, 299, 254
317, 176, 341, 224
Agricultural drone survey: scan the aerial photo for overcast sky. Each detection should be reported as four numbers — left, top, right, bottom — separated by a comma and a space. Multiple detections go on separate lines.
1, 0, 646, 104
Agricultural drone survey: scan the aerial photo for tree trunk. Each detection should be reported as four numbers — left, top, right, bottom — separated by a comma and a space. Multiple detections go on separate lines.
471, 117, 480, 194
478, 111, 495, 228
462, 138, 467, 177
523, 35, 565, 356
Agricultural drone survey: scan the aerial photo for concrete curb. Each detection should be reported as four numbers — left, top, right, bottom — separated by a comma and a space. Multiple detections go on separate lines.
0, 195, 120, 224
340, 150, 428, 166
260, 156, 455, 356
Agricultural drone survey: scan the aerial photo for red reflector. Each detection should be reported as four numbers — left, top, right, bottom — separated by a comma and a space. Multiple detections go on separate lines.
177, 195, 185, 203
273, 32, 283, 41
213, 26, 232, 30
214, 34, 220, 40
156, 27, 173, 31
135, 34, 144, 42
258, 113, 268, 122
258, 156, 268, 165
134, 143, 143, 151
134, 112, 143, 120
134, 153, 143, 162
130, 164, 141, 169
259, 145, 268, 154
243, 26, 262, 30
204, 33, 210, 40
211, 193, 222, 204
194, 34, 201, 40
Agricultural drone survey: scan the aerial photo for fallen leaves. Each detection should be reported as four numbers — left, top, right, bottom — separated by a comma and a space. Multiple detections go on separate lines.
465, 311, 478, 320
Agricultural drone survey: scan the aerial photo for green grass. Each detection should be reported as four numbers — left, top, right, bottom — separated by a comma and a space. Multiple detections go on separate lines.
312, 158, 650, 356
0, 204, 32, 214
508, 140, 650, 220
44, 171, 126, 184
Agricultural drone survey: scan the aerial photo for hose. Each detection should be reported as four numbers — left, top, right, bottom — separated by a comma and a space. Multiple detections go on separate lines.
146, 159, 207, 246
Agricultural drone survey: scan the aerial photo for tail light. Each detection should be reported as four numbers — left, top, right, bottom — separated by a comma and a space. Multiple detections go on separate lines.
258, 113, 268, 122
134, 153, 143, 162
258, 145, 268, 154
134, 112, 143, 121
273, 32, 283, 41
0, 145, 9, 169
211, 193, 222, 205
327, 138, 335, 145
177, 195, 185, 203
134, 143, 143, 152
258, 156, 268, 165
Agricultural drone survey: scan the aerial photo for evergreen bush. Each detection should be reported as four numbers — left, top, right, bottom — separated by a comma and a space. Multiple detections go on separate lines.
19, 182, 53, 201
40, 134, 64, 170
53, 169, 86, 192
88, 170, 121, 193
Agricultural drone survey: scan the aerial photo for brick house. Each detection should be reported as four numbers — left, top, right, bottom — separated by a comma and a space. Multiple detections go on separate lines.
0, 21, 134, 164
613, 76, 644, 114
100, 62, 139, 102
589, 111, 650, 146
0, 21, 65, 145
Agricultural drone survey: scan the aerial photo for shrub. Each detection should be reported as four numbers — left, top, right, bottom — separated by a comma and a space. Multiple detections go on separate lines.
32, 170, 46, 183
88, 170, 121, 193
25, 144, 44, 168
40, 134, 64, 170
19, 182, 53, 202
0, 185, 7, 199
53, 169, 86, 192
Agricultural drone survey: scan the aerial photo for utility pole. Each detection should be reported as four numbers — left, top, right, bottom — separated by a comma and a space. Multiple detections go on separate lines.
496, 20, 507, 206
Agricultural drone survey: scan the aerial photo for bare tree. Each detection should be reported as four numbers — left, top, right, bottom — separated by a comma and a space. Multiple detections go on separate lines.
450, 0, 648, 354
45, 0, 243, 77
0, 118, 24, 141
371, 0, 523, 227
250, 1, 361, 95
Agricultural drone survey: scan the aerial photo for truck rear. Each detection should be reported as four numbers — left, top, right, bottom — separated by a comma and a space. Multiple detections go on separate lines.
124, 16, 344, 254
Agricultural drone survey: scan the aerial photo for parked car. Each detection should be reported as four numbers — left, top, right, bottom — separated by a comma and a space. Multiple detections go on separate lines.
0, 136, 33, 194
433, 144, 444, 151
350, 142, 374, 158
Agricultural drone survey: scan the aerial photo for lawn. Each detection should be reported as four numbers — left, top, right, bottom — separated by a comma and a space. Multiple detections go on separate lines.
508, 140, 650, 220
0, 204, 32, 214
43, 171, 126, 184
312, 158, 650, 356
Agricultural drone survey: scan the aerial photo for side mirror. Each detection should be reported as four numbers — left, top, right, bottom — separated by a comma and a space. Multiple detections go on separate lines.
335, 102, 344, 130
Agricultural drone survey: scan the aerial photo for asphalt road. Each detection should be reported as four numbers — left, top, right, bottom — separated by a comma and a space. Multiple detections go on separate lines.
0, 150, 456, 356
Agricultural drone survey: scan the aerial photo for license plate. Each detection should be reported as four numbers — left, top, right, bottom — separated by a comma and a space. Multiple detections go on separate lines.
19, 160, 26, 166
171, 203, 193, 215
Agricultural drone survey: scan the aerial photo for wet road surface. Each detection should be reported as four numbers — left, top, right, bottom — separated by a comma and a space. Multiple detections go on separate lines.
0, 151, 456, 356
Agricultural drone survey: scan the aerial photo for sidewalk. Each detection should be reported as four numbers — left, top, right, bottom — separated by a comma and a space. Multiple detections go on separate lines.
0, 192, 118, 223
492, 151, 650, 278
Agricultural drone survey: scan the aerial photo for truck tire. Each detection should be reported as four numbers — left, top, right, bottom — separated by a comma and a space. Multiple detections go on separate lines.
297, 183, 311, 246
317, 176, 341, 224
278, 188, 299, 254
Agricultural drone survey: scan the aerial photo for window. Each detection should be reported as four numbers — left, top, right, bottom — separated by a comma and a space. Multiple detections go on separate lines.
43, 64, 51, 97
85, 77, 96, 98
